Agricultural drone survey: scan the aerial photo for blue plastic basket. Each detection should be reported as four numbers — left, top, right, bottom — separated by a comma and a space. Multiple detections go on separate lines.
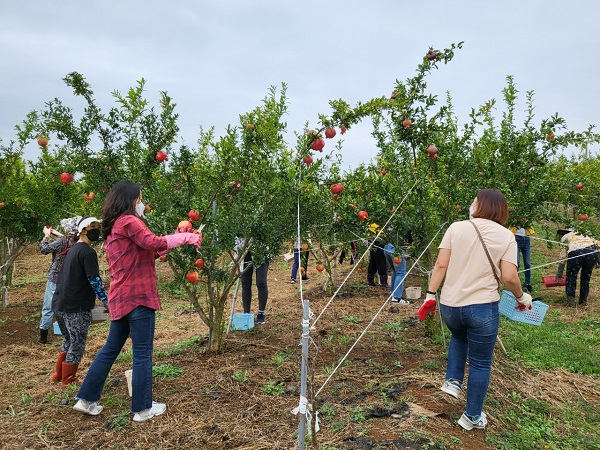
230, 313, 254, 331
499, 290, 549, 326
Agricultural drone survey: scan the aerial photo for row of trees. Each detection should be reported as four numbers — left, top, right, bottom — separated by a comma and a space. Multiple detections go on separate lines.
1, 43, 599, 349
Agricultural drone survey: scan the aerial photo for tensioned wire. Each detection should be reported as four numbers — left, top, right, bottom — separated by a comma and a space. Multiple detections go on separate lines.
314, 222, 448, 398
312, 181, 418, 327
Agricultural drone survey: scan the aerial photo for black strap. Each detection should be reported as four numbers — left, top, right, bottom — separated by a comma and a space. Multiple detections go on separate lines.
469, 220, 502, 292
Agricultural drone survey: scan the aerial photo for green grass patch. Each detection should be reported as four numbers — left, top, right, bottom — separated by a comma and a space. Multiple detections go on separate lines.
500, 314, 600, 375
152, 363, 183, 379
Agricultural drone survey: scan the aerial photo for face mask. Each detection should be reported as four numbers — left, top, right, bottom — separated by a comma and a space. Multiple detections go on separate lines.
469, 205, 475, 219
136, 201, 145, 218
86, 229, 101, 242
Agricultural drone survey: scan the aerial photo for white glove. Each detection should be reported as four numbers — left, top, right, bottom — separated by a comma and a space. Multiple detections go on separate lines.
516, 292, 533, 310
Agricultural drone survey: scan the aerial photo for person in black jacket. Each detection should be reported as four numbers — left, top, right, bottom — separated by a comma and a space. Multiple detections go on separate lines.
51, 217, 108, 386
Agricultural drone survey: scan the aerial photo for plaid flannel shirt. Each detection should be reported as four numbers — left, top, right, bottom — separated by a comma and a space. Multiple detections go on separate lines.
104, 215, 169, 320
40, 236, 71, 283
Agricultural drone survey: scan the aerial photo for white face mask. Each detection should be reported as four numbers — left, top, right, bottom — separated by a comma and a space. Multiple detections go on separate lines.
469, 205, 475, 219
136, 201, 145, 218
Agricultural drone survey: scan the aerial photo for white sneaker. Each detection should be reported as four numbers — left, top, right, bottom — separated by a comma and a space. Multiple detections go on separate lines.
73, 399, 103, 416
458, 411, 487, 430
133, 401, 167, 422
440, 380, 462, 399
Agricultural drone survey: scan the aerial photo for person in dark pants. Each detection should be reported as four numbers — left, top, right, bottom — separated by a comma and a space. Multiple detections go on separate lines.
367, 238, 387, 287
339, 241, 357, 265
559, 230, 598, 307
241, 251, 269, 324
290, 237, 309, 283
51, 217, 108, 386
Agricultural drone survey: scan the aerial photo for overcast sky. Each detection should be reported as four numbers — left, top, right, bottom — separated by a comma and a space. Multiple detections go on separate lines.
1, 1, 598, 169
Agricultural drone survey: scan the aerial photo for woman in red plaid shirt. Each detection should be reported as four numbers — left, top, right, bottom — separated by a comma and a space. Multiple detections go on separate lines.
73, 180, 202, 422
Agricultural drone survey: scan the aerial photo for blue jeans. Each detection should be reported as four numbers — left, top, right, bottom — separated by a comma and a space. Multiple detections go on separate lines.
39, 279, 56, 330
440, 302, 499, 418
515, 235, 531, 285
383, 244, 406, 299
290, 248, 309, 281
76, 306, 156, 413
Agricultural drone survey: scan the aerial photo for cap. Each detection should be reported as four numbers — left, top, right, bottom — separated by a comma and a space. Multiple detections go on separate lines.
78, 217, 102, 233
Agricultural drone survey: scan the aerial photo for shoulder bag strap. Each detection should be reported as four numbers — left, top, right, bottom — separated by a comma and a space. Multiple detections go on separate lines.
469, 220, 502, 292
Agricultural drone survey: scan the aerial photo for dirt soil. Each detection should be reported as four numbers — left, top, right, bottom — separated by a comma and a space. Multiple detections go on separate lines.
0, 244, 598, 449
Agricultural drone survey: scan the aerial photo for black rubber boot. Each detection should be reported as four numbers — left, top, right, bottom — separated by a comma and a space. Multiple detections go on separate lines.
566, 296, 576, 307
367, 274, 376, 286
379, 274, 388, 288
579, 296, 587, 306
36, 328, 48, 344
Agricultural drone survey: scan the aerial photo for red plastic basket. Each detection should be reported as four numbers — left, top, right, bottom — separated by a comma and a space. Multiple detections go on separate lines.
542, 276, 566, 287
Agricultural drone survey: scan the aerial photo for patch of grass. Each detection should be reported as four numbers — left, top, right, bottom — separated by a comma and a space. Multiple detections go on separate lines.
231, 370, 248, 383
115, 348, 133, 363
260, 381, 285, 395
41, 393, 58, 404
20, 393, 33, 404
330, 421, 346, 431
319, 404, 336, 422
270, 350, 293, 367
337, 335, 353, 346
102, 395, 128, 409
152, 363, 183, 379
105, 410, 131, 430
342, 316, 361, 324
500, 313, 600, 375
156, 335, 204, 357
487, 394, 600, 450
351, 406, 368, 424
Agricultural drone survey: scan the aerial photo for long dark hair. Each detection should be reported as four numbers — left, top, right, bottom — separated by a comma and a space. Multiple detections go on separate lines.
101, 181, 141, 238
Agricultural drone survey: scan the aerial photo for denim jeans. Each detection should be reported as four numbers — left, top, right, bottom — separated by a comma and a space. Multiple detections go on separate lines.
383, 244, 406, 299
39, 279, 56, 330
515, 235, 531, 285
76, 305, 156, 413
440, 302, 499, 417
290, 248, 309, 281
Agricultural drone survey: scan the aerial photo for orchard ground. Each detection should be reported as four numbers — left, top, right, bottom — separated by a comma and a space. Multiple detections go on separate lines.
0, 241, 598, 449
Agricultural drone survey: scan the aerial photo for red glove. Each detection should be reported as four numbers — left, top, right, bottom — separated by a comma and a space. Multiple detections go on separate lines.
418, 292, 437, 321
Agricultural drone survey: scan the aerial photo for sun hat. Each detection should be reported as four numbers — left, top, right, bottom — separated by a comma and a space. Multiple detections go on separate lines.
60, 216, 82, 234
77, 216, 102, 233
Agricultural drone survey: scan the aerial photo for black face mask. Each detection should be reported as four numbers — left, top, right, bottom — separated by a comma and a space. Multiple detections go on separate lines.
86, 229, 101, 242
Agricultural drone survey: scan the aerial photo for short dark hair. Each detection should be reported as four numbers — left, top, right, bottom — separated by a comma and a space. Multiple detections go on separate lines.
472, 189, 508, 225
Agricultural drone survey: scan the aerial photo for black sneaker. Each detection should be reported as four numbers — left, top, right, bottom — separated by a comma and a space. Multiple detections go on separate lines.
256, 312, 265, 324
525, 284, 533, 293
301, 276, 309, 281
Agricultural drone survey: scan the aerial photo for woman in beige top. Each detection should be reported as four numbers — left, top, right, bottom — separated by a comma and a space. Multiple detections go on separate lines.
425, 189, 532, 430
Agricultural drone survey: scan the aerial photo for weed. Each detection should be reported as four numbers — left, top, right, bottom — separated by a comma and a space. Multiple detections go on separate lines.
106, 411, 130, 430
319, 404, 336, 422
20, 393, 32, 404
351, 406, 367, 423
115, 348, 133, 363
270, 350, 293, 366
232, 370, 248, 383
153, 363, 183, 379
260, 381, 285, 395
337, 335, 353, 346
157, 335, 204, 357
330, 422, 346, 431
392, 360, 404, 369
342, 316, 361, 324
41, 393, 57, 404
